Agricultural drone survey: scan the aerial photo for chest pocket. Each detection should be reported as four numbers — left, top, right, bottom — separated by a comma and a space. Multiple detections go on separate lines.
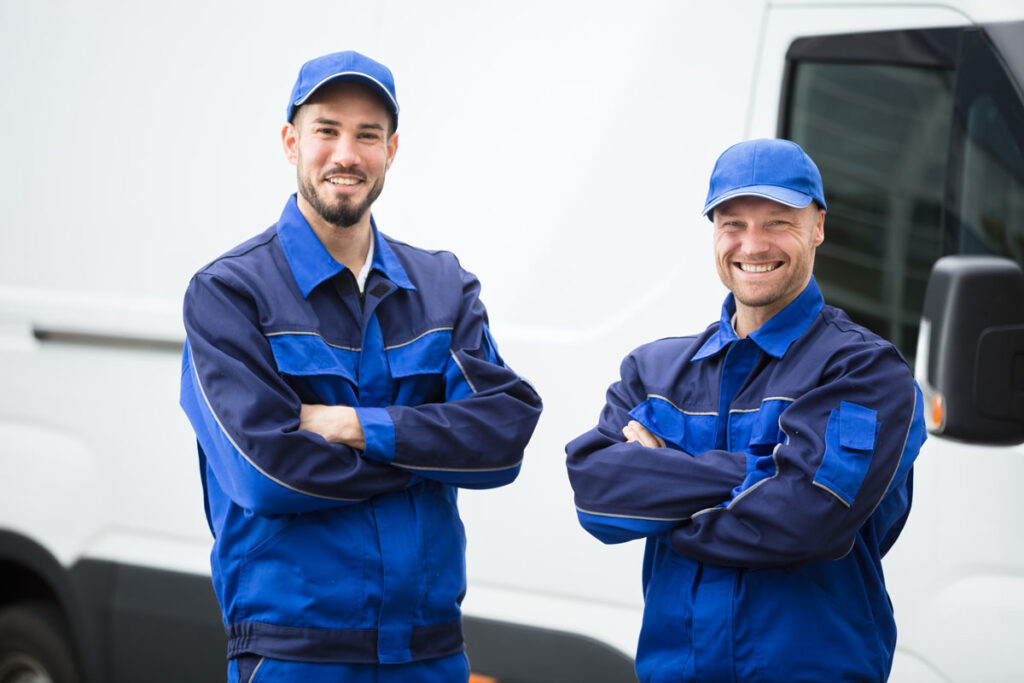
732, 398, 791, 455
267, 332, 359, 405
385, 327, 453, 406
728, 399, 792, 494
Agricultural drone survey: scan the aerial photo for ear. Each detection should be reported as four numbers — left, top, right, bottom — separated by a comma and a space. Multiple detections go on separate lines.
813, 208, 825, 247
385, 132, 399, 171
282, 123, 299, 166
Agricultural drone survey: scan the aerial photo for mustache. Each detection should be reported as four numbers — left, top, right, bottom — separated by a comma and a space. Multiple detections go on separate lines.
322, 166, 367, 181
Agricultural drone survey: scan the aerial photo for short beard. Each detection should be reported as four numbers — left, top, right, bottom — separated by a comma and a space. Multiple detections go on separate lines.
298, 171, 385, 229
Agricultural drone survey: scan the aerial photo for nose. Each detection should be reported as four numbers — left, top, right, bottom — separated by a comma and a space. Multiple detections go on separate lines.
741, 225, 771, 255
331, 133, 360, 168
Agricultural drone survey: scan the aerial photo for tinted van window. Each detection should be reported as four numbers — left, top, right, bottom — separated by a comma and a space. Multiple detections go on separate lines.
787, 61, 954, 356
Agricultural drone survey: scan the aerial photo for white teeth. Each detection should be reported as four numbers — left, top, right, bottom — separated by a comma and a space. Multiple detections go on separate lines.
739, 263, 779, 273
328, 177, 360, 186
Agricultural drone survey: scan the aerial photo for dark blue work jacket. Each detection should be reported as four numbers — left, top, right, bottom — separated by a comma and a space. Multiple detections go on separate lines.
567, 279, 925, 683
180, 196, 541, 665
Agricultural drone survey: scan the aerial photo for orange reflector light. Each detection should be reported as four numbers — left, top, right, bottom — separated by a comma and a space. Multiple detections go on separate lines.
469, 675, 499, 683
931, 393, 944, 428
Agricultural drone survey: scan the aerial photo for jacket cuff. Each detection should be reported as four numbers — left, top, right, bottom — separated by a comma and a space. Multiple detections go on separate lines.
355, 407, 396, 464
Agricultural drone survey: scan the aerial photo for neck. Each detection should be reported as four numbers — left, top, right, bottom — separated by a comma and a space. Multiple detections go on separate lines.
297, 195, 372, 273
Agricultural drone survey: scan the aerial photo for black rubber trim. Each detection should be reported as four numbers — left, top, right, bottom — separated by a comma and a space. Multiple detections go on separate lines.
17, 554, 635, 683
464, 615, 637, 683
0, 530, 100, 682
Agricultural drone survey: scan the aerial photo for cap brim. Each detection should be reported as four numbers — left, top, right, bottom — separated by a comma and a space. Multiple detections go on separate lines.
702, 185, 814, 217
289, 72, 399, 121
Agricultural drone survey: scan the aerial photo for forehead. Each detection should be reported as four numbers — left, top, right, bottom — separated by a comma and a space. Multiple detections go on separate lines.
294, 81, 391, 126
714, 195, 808, 220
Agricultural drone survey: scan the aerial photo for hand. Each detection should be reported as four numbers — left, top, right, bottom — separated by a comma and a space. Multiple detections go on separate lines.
622, 420, 665, 449
300, 404, 366, 450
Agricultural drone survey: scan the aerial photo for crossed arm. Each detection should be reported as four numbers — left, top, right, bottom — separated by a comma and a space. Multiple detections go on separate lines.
566, 346, 925, 568
300, 404, 367, 449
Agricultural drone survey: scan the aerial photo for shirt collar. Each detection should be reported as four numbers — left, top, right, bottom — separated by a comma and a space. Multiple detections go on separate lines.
693, 277, 825, 361
276, 194, 415, 298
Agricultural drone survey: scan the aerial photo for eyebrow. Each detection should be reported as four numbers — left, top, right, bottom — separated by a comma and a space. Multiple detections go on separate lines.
309, 117, 384, 131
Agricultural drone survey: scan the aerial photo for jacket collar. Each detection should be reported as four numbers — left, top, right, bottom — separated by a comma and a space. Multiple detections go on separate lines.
276, 194, 415, 298
693, 276, 824, 361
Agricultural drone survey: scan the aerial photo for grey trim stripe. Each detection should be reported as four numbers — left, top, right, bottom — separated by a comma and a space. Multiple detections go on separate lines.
294, 71, 399, 113
691, 440, 785, 520
187, 348, 362, 503
247, 657, 265, 683
812, 480, 852, 508
868, 375, 919, 516
385, 326, 453, 351
646, 394, 716, 416
450, 350, 478, 393
576, 505, 687, 523
730, 396, 796, 414
392, 458, 523, 473
265, 330, 360, 352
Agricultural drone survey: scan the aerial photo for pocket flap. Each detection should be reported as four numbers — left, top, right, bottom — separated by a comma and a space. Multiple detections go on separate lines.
386, 328, 452, 377
839, 401, 877, 451
267, 333, 358, 382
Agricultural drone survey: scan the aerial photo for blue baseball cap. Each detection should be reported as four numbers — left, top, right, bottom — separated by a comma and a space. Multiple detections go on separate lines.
286, 50, 399, 128
702, 138, 826, 219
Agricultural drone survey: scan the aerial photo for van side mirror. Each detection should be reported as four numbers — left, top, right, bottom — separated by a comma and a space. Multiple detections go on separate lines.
916, 256, 1024, 444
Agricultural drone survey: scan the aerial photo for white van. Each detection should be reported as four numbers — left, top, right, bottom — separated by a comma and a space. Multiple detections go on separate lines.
1, 2, 1021, 681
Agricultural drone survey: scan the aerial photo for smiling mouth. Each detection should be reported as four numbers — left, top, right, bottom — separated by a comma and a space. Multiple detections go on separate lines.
736, 262, 782, 273
327, 176, 362, 186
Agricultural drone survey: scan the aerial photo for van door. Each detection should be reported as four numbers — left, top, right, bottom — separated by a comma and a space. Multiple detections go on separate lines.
763, 13, 1024, 683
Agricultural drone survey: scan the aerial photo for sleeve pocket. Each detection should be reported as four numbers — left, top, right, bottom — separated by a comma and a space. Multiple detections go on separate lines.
813, 401, 879, 506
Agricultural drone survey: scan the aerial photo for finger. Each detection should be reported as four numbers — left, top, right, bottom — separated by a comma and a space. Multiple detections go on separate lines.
629, 420, 663, 449
622, 424, 638, 443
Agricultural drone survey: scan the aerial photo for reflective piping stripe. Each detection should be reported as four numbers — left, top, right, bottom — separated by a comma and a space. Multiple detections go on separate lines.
870, 377, 919, 512
576, 505, 688, 523
187, 345, 362, 503
812, 480, 852, 508
385, 326, 454, 350
730, 396, 796, 414
646, 394, 717, 416
690, 441, 786, 520
265, 330, 360, 352
247, 657, 265, 683
449, 350, 477, 393
293, 71, 400, 113
392, 458, 522, 472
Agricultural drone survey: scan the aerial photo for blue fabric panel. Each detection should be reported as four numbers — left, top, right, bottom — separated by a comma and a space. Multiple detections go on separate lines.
386, 329, 452, 377
443, 354, 474, 400
355, 407, 396, 464
628, 398, 687, 451
577, 509, 676, 544
692, 565, 736, 682
373, 492, 420, 663
840, 400, 878, 451
480, 323, 505, 366
814, 402, 879, 506
886, 386, 924, 497
357, 313, 393, 407
268, 333, 358, 382
728, 399, 789, 497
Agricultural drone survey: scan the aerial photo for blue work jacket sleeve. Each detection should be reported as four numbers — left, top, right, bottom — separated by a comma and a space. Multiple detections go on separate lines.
670, 344, 926, 569
355, 269, 542, 489
180, 272, 414, 517
566, 354, 748, 544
